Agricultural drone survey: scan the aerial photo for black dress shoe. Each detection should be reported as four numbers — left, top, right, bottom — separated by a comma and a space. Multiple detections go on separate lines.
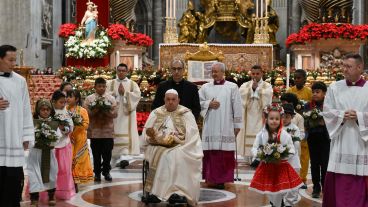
103, 173, 112, 181
312, 190, 321, 198
214, 183, 225, 189
119, 160, 129, 169
300, 183, 308, 189
94, 175, 101, 182
146, 194, 161, 203
168, 193, 188, 205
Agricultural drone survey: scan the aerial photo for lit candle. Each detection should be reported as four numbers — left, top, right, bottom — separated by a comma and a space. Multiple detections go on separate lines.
166, 0, 169, 17
116, 50, 120, 66
286, 53, 290, 89
266, 0, 268, 17
170, 0, 173, 18
256, 0, 258, 18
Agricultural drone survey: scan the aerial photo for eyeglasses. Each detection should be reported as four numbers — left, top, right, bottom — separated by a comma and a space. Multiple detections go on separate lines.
171, 67, 183, 72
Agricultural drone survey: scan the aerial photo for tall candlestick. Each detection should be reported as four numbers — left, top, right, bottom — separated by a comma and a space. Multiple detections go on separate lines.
166, 0, 169, 17
261, 0, 263, 18
256, 0, 259, 18
286, 54, 290, 89
116, 50, 120, 66
266, 0, 268, 17
173, 0, 176, 19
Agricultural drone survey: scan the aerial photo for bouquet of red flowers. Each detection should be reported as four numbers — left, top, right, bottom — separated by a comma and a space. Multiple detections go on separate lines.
58, 23, 77, 38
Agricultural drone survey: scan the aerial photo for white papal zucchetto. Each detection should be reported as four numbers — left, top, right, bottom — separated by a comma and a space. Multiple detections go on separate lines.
165, 89, 178, 96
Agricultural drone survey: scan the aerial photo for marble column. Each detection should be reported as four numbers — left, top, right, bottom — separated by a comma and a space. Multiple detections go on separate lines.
152, 0, 163, 64
290, 0, 302, 33
353, 0, 364, 24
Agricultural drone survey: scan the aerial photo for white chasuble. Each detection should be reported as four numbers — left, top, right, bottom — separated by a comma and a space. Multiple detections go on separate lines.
142, 105, 203, 206
107, 78, 141, 157
322, 80, 368, 176
199, 81, 243, 151
237, 80, 273, 157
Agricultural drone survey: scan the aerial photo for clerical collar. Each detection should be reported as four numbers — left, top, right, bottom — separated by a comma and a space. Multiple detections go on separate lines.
116, 77, 127, 82
346, 78, 366, 87
172, 79, 184, 85
214, 79, 225, 85
0, 71, 11, 77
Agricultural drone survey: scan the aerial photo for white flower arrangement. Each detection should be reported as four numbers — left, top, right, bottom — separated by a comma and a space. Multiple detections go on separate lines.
65, 28, 111, 59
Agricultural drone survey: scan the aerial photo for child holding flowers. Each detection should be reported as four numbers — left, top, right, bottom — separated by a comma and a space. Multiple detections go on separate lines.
51, 90, 75, 199
27, 99, 61, 206
303, 81, 330, 198
282, 103, 302, 206
249, 103, 302, 207
66, 89, 94, 190
83, 77, 117, 182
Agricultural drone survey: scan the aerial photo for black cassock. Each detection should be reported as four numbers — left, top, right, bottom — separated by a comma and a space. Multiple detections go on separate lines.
151, 79, 201, 120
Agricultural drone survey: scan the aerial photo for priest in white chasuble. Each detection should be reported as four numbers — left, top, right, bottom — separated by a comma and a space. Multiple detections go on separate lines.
142, 89, 203, 206
237, 65, 273, 162
199, 62, 243, 189
107, 63, 141, 168
322, 54, 368, 207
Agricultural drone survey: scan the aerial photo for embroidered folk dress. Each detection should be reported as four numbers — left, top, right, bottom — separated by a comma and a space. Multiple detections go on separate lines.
249, 129, 302, 194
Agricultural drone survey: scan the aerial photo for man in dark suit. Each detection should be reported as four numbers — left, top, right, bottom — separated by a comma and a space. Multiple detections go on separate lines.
151, 60, 200, 120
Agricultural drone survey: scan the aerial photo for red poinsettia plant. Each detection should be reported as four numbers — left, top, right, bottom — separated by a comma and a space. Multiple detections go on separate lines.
128, 33, 154, 47
58, 23, 78, 38
286, 23, 368, 48
107, 24, 132, 40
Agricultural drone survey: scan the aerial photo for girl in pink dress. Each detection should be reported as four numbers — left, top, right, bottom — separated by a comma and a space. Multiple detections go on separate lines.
51, 90, 75, 199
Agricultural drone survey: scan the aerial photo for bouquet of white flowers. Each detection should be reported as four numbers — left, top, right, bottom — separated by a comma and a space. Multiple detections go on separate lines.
303, 108, 323, 129
89, 97, 112, 112
53, 114, 70, 127
35, 122, 59, 148
257, 143, 290, 163
69, 112, 83, 126
286, 128, 301, 142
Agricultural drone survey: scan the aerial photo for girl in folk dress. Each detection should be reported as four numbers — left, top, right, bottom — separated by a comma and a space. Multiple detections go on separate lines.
51, 90, 75, 199
66, 90, 94, 189
249, 104, 303, 207
28, 99, 61, 206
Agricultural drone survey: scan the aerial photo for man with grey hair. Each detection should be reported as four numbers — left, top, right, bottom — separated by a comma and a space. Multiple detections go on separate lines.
143, 89, 203, 206
106, 63, 141, 169
152, 60, 200, 120
199, 62, 243, 189
237, 65, 273, 163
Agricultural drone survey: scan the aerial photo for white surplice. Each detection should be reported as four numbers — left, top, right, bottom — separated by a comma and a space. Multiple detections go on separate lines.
0, 72, 34, 167
142, 105, 203, 206
322, 80, 368, 176
107, 78, 141, 163
237, 80, 273, 157
199, 81, 243, 151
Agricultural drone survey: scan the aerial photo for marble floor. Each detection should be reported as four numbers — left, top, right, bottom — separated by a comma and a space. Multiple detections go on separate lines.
21, 157, 322, 207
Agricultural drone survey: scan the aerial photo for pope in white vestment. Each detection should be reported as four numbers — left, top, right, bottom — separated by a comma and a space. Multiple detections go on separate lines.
142, 89, 203, 206
107, 64, 141, 166
237, 65, 273, 161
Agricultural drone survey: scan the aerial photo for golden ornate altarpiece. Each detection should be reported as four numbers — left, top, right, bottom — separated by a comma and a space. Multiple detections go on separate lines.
159, 43, 273, 71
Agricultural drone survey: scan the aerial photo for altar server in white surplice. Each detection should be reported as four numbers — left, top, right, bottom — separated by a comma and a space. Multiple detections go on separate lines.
142, 89, 203, 206
0, 45, 34, 206
107, 63, 141, 168
322, 54, 368, 207
199, 62, 243, 188
237, 65, 273, 162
